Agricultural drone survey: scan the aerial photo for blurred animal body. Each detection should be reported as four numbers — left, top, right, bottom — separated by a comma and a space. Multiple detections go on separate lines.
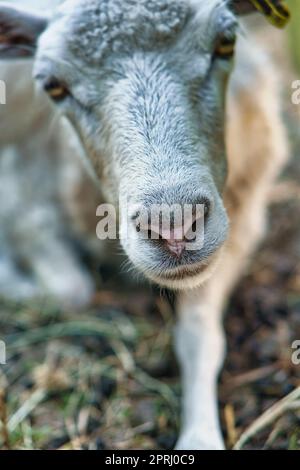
0, 0, 288, 449
0, 61, 97, 306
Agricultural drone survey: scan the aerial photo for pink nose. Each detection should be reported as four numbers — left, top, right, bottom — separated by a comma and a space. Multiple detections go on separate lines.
132, 201, 209, 259
165, 237, 186, 257
141, 222, 194, 259
159, 226, 186, 258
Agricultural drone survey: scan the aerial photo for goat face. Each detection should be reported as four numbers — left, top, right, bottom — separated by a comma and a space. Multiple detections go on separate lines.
0, 0, 247, 289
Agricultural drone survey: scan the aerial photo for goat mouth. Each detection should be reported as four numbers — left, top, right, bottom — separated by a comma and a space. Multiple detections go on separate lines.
159, 260, 208, 281
147, 249, 224, 290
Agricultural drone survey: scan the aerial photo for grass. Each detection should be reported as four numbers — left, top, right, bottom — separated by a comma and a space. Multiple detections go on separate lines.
0, 231, 300, 450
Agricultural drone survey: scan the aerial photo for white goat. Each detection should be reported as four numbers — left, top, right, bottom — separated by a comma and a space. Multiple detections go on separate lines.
0, 0, 289, 449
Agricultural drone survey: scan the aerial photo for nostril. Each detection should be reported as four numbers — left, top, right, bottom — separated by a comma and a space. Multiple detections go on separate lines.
131, 211, 140, 222
204, 201, 210, 218
185, 198, 210, 232
194, 198, 210, 221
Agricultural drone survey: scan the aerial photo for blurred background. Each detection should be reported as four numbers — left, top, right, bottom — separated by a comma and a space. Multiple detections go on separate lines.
0, 0, 300, 450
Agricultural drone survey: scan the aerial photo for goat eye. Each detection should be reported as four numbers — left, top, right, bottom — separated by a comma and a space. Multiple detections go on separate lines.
214, 35, 236, 59
44, 79, 70, 102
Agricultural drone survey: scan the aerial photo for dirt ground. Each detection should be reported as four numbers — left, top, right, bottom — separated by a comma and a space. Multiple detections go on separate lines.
0, 30, 300, 451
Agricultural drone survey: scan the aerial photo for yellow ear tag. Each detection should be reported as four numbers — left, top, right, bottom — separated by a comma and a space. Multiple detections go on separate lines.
249, 0, 291, 28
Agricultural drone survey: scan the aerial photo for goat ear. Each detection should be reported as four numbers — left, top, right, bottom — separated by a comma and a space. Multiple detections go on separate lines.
229, 0, 290, 28
0, 3, 48, 59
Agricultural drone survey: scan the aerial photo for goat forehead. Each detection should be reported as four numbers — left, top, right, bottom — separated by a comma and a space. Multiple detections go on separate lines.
52, 0, 190, 64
